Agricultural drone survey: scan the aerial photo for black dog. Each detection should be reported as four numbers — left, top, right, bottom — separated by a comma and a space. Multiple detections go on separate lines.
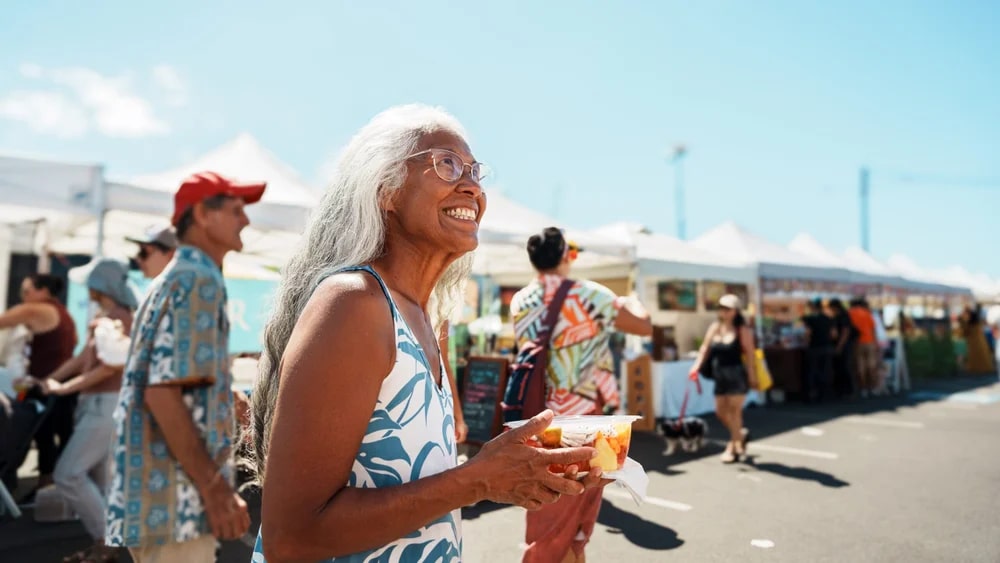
656, 416, 709, 455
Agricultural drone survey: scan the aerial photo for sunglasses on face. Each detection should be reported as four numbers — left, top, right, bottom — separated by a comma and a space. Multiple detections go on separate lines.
136, 244, 167, 260
405, 148, 491, 184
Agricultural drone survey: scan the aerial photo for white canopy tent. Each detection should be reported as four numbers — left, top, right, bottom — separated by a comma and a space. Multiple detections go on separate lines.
886, 254, 969, 296
471, 190, 634, 285
788, 233, 902, 286
593, 222, 755, 283
102, 133, 319, 236
933, 266, 998, 302
691, 222, 852, 283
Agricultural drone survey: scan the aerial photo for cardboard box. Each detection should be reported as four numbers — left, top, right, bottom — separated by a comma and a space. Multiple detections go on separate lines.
625, 355, 656, 432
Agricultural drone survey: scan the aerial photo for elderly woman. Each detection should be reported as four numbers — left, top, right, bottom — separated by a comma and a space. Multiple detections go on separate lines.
250, 105, 601, 563
510, 227, 653, 563
18, 258, 137, 563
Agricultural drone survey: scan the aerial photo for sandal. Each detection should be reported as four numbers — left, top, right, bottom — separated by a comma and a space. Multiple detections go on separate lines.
720, 442, 737, 463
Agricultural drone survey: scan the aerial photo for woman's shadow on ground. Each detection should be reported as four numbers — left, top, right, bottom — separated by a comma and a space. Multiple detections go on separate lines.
597, 499, 684, 550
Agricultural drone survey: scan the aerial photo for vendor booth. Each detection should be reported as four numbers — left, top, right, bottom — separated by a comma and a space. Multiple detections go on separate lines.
593, 222, 764, 418
692, 223, 855, 398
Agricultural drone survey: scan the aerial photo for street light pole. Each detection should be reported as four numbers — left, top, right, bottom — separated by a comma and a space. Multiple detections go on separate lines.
671, 145, 688, 240
859, 166, 870, 252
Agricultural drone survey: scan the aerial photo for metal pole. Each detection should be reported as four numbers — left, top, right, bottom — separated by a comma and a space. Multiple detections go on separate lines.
860, 166, 870, 252
671, 146, 688, 240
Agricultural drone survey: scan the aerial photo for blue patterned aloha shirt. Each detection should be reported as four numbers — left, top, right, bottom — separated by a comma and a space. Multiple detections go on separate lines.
106, 245, 234, 548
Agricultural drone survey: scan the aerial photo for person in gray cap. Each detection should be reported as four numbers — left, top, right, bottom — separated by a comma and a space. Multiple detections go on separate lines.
16, 257, 138, 562
126, 224, 178, 279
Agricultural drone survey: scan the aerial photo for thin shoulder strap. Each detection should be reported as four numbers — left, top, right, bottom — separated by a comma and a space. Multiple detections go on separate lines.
332, 265, 394, 311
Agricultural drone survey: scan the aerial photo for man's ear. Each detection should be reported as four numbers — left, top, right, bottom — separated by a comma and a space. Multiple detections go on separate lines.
191, 201, 210, 227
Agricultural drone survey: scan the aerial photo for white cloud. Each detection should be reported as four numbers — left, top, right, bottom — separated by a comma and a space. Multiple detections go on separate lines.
151, 64, 187, 107
0, 90, 89, 138
0, 64, 174, 138
18, 63, 43, 79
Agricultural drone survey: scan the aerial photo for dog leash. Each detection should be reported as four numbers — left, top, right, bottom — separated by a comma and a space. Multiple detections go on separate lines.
679, 372, 703, 420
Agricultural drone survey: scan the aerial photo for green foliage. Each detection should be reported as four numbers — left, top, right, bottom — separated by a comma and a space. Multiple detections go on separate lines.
904, 333, 957, 379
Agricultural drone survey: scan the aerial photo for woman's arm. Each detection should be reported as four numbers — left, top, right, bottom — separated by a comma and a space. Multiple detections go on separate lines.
688, 322, 718, 377
0, 303, 51, 330
740, 326, 757, 387
42, 364, 120, 395
45, 353, 86, 382
261, 274, 597, 563
613, 296, 653, 336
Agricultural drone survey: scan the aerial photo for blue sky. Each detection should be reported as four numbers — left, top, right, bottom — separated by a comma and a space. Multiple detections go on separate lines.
2, 1, 998, 276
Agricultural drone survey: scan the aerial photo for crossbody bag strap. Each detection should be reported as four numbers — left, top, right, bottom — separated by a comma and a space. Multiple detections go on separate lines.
538, 279, 574, 349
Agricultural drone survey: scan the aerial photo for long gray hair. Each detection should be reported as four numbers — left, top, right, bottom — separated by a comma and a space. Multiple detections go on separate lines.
249, 104, 475, 482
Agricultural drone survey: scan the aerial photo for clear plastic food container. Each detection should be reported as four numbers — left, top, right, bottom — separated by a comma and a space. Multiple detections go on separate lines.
504, 415, 641, 473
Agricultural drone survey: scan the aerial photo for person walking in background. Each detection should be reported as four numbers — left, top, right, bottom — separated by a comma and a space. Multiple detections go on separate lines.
17, 258, 138, 563
801, 298, 834, 403
105, 171, 265, 561
511, 227, 653, 563
690, 294, 758, 463
849, 298, 879, 397
828, 298, 857, 399
0, 274, 77, 494
249, 106, 601, 563
125, 224, 178, 279
960, 305, 995, 374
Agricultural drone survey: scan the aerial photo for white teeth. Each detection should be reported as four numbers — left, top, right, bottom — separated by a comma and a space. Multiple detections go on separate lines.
445, 207, 476, 221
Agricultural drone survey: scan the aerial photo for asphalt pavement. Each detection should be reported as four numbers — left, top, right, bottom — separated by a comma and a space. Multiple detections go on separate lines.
3, 375, 999, 562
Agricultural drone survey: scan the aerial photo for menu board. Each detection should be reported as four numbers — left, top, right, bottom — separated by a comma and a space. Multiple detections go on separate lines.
657, 280, 698, 311
460, 356, 509, 445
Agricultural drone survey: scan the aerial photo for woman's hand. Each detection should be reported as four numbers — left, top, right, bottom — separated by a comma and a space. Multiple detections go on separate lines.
11, 376, 37, 392
464, 410, 597, 510
454, 417, 468, 444
38, 378, 65, 396
564, 465, 615, 490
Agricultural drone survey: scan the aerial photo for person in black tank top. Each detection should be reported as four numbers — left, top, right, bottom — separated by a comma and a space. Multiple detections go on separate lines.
690, 294, 758, 463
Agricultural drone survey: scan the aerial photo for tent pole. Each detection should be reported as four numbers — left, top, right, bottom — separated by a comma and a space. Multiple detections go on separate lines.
92, 166, 107, 257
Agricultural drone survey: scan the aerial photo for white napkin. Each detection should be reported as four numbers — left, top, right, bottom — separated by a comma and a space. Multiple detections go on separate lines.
94, 318, 131, 367
603, 457, 648, 506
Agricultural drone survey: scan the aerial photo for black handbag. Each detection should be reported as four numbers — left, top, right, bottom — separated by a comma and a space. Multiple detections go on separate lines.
696, 350, 715, 380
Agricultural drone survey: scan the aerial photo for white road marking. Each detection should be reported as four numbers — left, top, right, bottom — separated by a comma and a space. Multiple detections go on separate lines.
801, 426, 825, 436
603, 488, 693, 511
738, 473, 763, 483
859, 434, 878, 442
845, 416, 925, 429
746, 442, 839, 460
751, 539, 776, 549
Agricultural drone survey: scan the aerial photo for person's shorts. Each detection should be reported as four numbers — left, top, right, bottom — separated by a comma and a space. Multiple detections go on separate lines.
714, 365, 749, 396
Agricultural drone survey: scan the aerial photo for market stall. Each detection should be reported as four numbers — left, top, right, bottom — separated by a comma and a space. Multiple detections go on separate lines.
691, 223, 856, 398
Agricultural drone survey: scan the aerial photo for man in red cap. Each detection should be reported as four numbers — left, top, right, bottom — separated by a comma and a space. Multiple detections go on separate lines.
106, 171, 265, 561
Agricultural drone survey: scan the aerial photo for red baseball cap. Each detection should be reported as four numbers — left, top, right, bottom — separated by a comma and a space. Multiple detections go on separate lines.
171, 171, 267, 226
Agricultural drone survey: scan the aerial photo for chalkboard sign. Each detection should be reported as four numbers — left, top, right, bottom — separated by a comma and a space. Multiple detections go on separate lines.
460, 356, 509, 445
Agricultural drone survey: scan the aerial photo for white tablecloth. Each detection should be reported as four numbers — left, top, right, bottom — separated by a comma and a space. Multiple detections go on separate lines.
646, 359, 763, 419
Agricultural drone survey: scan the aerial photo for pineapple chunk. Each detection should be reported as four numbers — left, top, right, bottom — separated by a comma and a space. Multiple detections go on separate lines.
540, 427, 562, 448
592, 435, 619, 471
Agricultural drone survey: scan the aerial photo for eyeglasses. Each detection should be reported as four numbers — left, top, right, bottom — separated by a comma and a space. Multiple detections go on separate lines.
405, 148, 491, 184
